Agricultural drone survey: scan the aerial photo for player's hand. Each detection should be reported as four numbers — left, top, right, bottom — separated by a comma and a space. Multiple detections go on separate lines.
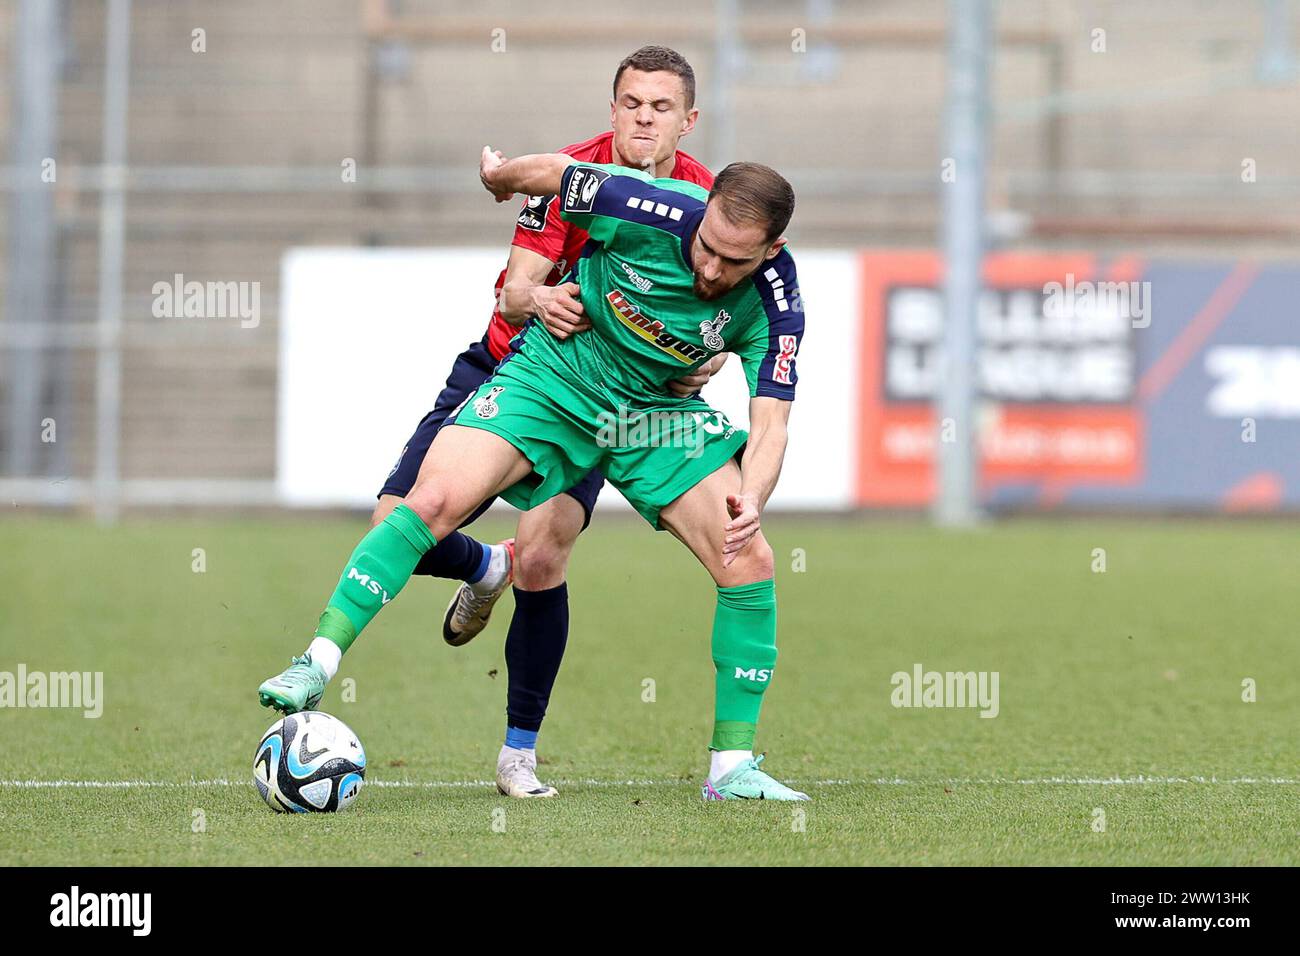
480, 146, 513, 203
531, 282, 590, 339
722, 492, 761, 568
667, 353, 729, 398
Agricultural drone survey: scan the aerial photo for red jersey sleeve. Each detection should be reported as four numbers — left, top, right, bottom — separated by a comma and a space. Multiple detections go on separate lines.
509, 191, 569, 264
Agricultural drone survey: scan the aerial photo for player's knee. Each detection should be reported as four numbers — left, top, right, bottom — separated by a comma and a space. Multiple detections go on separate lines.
729, 536, 775, 584
403, 481, 455, 535
370, 496, 399, 528
514, 537, 571, 590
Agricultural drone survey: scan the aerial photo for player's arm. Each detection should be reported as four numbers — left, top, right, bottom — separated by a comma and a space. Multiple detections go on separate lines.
723, 397, 791, 567
551, 159, 667, 245
724, 252, 804, 565
480, 148, 575, 202
497, 246, 589, 336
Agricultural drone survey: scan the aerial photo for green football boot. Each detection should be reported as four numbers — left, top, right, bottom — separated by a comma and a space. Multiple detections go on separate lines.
701, 754, 810, 802
258, 653, 327, 715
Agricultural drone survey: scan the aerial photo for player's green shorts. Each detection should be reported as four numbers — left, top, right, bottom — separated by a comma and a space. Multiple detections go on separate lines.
446, 346, 747, 529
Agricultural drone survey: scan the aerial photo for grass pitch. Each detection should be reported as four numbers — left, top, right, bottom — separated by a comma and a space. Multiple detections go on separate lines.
1, 513, 1297, 866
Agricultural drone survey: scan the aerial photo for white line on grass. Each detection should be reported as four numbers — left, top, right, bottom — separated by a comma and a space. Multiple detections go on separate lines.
1, 775, 1296, 789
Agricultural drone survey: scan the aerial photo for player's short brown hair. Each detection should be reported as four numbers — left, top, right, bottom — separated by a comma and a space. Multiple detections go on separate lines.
708, 162, 796, 243
613, 45, 696, 110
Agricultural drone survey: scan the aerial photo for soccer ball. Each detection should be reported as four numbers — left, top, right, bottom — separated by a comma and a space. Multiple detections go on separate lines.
252, 711, 366, 813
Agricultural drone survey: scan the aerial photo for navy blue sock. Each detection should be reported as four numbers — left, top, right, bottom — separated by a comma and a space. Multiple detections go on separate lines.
504, 583, 569, 734
413, 531, 489, 582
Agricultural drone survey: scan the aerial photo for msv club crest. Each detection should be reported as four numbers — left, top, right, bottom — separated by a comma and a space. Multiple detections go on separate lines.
700, 309, 731, 351
474, 385, 505, 419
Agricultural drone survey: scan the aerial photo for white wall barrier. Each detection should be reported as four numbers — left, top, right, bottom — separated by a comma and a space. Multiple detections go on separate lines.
280, 248, 1300, 513
278, 248, 861, 511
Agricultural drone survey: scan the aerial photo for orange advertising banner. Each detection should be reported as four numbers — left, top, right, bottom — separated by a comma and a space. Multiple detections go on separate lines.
855, 251, 1144, 507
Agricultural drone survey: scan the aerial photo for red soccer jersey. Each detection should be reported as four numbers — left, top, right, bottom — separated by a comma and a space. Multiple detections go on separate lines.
485, 131, 714, 361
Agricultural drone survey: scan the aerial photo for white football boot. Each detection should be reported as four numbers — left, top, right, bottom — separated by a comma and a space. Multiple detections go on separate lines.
495, 745, 558, 798
442, 539, 514, 646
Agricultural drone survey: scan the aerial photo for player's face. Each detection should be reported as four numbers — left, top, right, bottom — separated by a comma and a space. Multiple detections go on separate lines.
610, 70, 698, 172
690, 203, 786, 301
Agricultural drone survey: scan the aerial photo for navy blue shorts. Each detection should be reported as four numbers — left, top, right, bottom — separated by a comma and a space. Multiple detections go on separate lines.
378, 336, 605, 529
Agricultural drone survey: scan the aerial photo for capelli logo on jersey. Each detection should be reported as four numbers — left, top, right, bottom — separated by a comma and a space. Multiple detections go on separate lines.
606, 290, 709, 365
620, 260, 654, 292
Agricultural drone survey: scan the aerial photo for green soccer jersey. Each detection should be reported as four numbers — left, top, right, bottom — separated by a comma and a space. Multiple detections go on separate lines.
513, 161, 804, 406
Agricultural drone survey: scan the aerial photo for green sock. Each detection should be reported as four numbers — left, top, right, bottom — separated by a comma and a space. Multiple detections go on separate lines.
315, 503, 437, 654
709, 579, 778, 751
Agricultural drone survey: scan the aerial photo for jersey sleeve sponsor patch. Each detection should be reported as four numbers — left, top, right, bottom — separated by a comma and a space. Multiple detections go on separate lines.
748, 251, 804, 400
559, 162, 705, 246
562, 165, 612, 214
772, 334, 798, 385
516, 194, 555, 232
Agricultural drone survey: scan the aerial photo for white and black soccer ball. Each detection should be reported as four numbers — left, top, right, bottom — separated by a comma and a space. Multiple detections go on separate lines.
253, 712, 366, 813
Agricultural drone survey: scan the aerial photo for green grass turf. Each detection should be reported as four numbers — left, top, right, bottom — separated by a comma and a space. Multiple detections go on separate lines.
1, 514, 1297, 865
